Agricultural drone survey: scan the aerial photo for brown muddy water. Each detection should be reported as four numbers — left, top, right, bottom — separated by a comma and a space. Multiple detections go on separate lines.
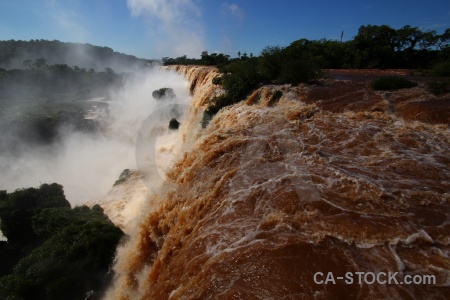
105, 66, 450, 299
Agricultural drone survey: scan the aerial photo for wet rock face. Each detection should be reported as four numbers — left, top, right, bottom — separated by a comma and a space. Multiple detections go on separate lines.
108, 67, 450, 299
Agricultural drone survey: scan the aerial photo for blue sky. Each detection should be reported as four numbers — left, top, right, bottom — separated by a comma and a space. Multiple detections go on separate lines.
0, 0, 449, 59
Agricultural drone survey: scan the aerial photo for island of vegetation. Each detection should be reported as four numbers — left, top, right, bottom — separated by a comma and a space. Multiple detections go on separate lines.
0, 183, 123, 300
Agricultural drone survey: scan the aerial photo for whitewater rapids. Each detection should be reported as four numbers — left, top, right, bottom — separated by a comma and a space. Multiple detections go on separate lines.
105, 66, 450, 299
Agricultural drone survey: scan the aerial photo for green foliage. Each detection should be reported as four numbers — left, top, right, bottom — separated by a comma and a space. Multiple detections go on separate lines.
199, 51, 230, 66
0, 59, 125, 99
432, 60, 450, 77
220, 60, 263, 98
201, 41, 322, 127
168, 118, 180, 130
212, 76, 223, 85
162, 55, 192, 65
0, 184, 124, 300
0, 40, 140, 135
152, 87, 176, 100
371, 76, 418, 90
350, 24, 450, 68
200, 95, 229, 127
427, 79, 450, 95
163, 24, 450, 71
258, 46, 284, 80
162, 51, 230, 66
0, 59, 122, 147
0, 39, 152, 70
113, 169, 131, 186
0, 183, 70, 246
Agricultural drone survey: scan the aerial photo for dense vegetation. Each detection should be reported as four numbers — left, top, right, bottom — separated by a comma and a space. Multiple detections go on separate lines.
199, 46, 322, 127
165, 24, 450, 69
0, 183, 123, 300
0, 59, 126, 149
0, 39, 153, 71
168, 118, 180, 130
162, 51, 230, 67
371, 76, 418, 90
0, 59, 125, 104
152, 87, 176, 100
163, 24, 450, 127
0, 39, 159, 148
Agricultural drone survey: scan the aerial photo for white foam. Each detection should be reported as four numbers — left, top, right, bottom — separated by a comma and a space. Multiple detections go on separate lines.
404, 229, 433, 244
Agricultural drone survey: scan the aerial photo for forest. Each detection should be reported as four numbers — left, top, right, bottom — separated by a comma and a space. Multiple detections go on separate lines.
0, 59, 127, 152
0, 184, 124, 299
0, 38, 159, 150
164, 24, 450, 69
0, 39, 159, 148
0, 39, 154, 71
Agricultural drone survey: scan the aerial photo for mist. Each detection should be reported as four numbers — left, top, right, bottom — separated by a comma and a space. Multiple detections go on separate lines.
0, 67, 191, 205
0, 40, 155, 73
127, 0, 205, 58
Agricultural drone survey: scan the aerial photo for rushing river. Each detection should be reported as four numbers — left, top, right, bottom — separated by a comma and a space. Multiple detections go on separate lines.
105, 66, 450, 299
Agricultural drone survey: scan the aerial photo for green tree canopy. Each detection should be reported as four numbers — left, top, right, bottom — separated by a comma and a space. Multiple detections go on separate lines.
0, 184, 124, 300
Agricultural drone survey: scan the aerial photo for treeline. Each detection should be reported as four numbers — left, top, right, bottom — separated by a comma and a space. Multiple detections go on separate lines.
0, 58, 125, 102
0, 39, 154, 71
165, 24, 450, 69
0, 59, 125, 149
0, 183, 123, 299
162, 52, 231, 67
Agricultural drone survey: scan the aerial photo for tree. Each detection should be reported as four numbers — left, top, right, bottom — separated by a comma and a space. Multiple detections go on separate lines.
152, 87, 176, 100
0, 184, 124, 300
168, 118, 180, 130
33, 58, 47, 69
22, 59, 32, 69
352, 25, 397, 67
436, 28, 450, 50
0, 183, 70, 246
259, 45, 284, 80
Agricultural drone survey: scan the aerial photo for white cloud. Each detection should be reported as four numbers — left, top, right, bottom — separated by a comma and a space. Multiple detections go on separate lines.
127, 0, 205, 58
221, 2, 244, 22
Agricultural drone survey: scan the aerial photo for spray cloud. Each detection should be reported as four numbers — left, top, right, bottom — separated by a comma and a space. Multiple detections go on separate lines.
127, 0, 206, 58
0, 68, 191, 205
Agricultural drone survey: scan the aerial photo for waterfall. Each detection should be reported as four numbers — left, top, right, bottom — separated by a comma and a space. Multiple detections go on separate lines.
105, 66, 450, 299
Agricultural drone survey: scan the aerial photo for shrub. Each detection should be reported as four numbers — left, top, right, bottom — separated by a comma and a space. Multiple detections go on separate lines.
152, 87, 176, 100
201, 95, 235, 128
0, 183, 70, 246
371, 76, 417, 90
168, 118, 180, 130
427, 79, 450, 95
113, 169, 131, 186
432, 61, 450, 77
212, 76, 222, 85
